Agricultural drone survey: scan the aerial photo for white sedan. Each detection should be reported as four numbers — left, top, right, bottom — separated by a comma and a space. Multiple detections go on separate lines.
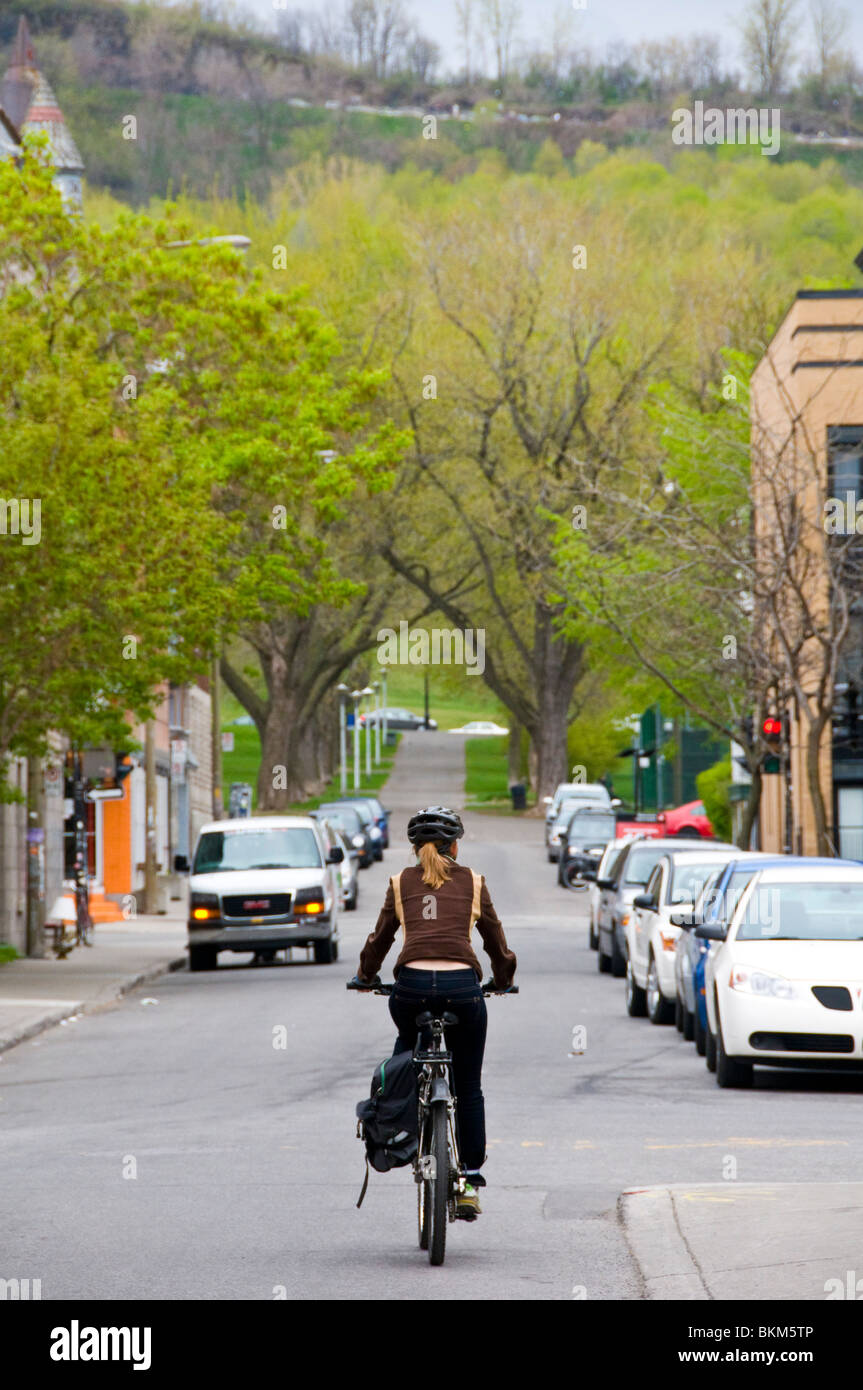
449, 720, 509, 735
625, 846, 738, 1025
701, 863, 863, 1087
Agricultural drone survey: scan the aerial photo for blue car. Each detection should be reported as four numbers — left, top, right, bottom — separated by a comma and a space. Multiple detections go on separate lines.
675, 854, 853, 1055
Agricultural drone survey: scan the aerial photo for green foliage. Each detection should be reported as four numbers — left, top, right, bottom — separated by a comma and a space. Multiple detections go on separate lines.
697, 759, 733, 842
464, 736, 511, 807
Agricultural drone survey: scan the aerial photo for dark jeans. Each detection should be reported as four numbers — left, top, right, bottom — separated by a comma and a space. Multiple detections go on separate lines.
389, 966, 488, 1172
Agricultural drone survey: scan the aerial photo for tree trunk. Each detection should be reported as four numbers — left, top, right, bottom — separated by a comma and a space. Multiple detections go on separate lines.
805, 715, 834, 856
738, 765, 762, 850
507, 719, 523, 785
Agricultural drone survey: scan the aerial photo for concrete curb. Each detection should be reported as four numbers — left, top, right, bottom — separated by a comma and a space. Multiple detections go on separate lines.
619, 1187, 710, 1301
0, 954, 187, 1056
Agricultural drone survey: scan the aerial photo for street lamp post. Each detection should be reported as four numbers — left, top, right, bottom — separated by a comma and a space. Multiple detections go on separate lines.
373, 680, 381, 767
362, 685, 373, 778
381, 669, 388, 751
336, 683, 349, 795
351, 690, 362, 791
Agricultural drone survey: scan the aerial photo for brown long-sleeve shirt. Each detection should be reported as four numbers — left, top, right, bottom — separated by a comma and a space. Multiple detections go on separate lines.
359, 861, 517, 989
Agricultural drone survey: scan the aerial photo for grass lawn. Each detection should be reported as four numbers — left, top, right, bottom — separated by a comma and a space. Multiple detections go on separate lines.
464, 735, 524, 811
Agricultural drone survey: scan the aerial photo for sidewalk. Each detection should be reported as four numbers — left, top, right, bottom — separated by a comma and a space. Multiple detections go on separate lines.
621, 1183, 863, 1300
0, 902, 187, 1054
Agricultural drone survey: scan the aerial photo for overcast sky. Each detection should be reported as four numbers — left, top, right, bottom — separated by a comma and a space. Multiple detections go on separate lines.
238, 0, 863, 78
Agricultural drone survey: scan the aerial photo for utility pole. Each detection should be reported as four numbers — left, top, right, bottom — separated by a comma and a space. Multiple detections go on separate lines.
26, 755, 45, 957
144, 721, 158, 913
211, 653, 223, 821
352, 690, 361, 790
337, 683, 349, 795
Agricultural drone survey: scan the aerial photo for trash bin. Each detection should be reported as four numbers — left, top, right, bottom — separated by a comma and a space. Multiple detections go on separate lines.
385, 731, 397, 747
509, 782, 527, 811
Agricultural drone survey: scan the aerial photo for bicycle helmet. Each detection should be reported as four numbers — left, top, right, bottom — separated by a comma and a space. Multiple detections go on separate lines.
406, 806, 464, 847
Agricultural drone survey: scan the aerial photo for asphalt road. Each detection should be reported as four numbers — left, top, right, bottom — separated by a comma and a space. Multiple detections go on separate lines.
3, 733, 863, 1301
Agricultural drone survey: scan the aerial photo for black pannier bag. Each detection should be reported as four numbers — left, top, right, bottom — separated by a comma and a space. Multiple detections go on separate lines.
355, 1049, 419, 1208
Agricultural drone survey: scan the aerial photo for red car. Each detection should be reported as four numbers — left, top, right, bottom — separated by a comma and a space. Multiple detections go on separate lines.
656, 799, 714, 838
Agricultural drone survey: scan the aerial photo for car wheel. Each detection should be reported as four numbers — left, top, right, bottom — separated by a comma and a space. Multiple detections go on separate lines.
705, 1020, 717, 1072
589, 919, 598, 950
346, 887, 358, 911
547, 851, 556, 863
597, 936, 612, 973
189, 946, 217, 972
646, 955, 674, 1025
694, 1005, 707, 1056
625, 952, 647, 1017
716, 1013, 754, 1089
610, 931, 626, 978
314, 936, 337, 964
675, 995, 684, 1032
682, 1006, 695, 1042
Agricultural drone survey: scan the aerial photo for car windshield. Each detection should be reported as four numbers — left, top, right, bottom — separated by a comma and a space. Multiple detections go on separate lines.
322, 802, 369, 826
624, 844, 669, 886
668, 860, 727, 906
736, 880, 863, 941
193, 828, 322, 874
566, 811, 616, 840
698, 867, 757, 923
319, 807, 362, 834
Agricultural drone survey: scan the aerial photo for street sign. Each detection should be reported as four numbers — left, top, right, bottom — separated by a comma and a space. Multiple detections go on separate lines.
86, 788, 125, 802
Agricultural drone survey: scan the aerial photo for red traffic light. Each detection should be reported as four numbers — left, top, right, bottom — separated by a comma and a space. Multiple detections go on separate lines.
763, 717, 783, 739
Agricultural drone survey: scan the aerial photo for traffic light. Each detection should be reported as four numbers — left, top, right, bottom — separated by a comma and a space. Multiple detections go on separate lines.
762, 714, 785, 774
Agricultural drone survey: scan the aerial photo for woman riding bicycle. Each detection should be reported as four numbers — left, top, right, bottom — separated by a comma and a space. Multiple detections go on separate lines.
355, 806, 517, 1220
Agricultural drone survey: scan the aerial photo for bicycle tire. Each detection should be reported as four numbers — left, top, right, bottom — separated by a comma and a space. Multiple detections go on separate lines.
418, 1170, 430, 1250
428, 1101, 449, 1267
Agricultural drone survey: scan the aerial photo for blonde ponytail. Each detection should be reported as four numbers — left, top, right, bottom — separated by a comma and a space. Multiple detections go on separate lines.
417, 841, 453, 890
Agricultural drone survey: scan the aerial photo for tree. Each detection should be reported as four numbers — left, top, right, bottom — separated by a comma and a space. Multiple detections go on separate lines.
455, 0, 478, 84
741, 0, 798, 95
479, 0, 521, 90
808, 0, 851, 86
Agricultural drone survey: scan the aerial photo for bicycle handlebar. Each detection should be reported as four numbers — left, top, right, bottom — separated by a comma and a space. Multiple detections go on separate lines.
346, 977, 518, 996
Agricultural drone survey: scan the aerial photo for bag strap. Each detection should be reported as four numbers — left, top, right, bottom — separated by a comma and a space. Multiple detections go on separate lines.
469, 869, 482, 927
391, 871, 404, 926
356, 1155, 370, 1209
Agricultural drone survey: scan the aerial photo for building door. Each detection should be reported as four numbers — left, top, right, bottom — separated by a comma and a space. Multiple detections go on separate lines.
837, 786, 863, 861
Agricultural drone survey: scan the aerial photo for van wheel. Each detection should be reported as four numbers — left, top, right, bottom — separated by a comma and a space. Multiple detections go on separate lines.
706, 1022, 717, 1073
314, 936, 337, 964
611, 932, 626, 978
589, 920, 598, 950
682, 1006, 695, 1042
597, 938, 612, 973
189, 946, 217, 972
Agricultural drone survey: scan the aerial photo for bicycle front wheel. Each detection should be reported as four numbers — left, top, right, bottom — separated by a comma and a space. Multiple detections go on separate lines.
418, 1170, 430, 1251
428, 1101, 449, 1267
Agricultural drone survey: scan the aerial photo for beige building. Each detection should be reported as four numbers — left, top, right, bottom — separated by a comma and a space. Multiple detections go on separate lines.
751, 282, 863, 857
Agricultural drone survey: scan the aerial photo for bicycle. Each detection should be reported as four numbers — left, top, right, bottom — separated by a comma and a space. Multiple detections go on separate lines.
348, 975, 517, 1266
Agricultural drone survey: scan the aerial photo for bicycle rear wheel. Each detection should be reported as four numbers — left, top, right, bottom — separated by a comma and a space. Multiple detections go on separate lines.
428, 1101, 449, 1266
417, 1172, 430, 1250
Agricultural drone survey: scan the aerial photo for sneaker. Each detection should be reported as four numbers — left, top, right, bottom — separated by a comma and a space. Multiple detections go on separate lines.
455, 1183, 482, 1221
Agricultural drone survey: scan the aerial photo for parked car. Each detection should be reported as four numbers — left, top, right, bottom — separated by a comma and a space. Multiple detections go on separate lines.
656, 799, 714, 839
311, 814, 359, 911
319, 798, 383, 861
316, 802, 376, 867
186, 816, 343, 971
360, 707, 437, 731
544, 781, 612, 848
674, 854, 776, 1048
547, 791, 613, 862
701, 861, 863, 1086
449, 720, 509, 735
625, 846, 738, 1023
557, 806, 618, 887
338, 794, 390, 848
595, 836, 722, 978
588, 840, 629, 948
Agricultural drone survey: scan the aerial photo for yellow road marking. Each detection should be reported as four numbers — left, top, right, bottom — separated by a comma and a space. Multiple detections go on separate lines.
521, 1141, 544, 1147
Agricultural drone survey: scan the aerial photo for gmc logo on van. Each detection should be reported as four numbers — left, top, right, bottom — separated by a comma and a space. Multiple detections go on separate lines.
243, 900, 270, 911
